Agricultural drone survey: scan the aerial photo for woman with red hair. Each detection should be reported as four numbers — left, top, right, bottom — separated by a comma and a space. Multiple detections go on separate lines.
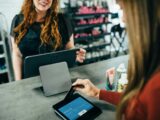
10, 0, 86, 80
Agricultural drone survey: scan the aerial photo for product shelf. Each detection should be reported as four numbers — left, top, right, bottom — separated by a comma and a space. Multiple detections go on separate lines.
75, 33, 110, 42
74, 22, 112, 31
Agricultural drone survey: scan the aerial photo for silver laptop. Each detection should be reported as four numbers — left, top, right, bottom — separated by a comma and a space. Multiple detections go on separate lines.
39, 62, 72, 97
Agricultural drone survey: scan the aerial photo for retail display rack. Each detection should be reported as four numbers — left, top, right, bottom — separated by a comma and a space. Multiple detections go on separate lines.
0, 30, 14, 83
66, 0, 113, 64
0, 13, 14, 83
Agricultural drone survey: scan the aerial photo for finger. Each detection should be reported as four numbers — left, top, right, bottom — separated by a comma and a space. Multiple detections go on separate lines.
79, 57, 85, 61
77, 54, 85, 58
76, 56, 85, 63
76, 57, 82, 63
77, 58, 84, 63
77, 49, 85, 55
78, 53, 86, 57
77, 51, 84, 56
80, 56, 85, 59
80, 48, 86, 53
79, 51, 86, 55
74, 87, 86, 93
77, 49, 86, 55
79, 60, 84, 63
83, 79, 90, 85
79, 53, 86, 58
72, 79, 84, 86
76, 51, 80, 54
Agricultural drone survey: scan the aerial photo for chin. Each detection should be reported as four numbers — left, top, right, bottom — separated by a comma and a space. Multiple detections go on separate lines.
37, 7, 49, 12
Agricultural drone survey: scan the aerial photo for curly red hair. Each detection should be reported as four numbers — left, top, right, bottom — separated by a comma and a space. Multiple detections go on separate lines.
14, 0, 62, 50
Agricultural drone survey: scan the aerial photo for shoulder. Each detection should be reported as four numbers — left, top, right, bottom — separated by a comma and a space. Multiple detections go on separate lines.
57, 13, 69, 36
57, 13, 66, 24
140, 70, 160, 105
145, 70, 160, 91
57, 13, 64, 18
57, 12, 73, 36
11, 14, 24, 26
10, 14, 24, 36
57, 13, 67, 19
10, 14, 24, 31
139, 71, 160, 120
57, 13, 71, 27
56, 13, 73, 45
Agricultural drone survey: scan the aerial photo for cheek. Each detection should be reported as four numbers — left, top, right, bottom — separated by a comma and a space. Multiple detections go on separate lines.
117, 0, 126, 23
122, 11, 126, 23
48, 3, 52, 8
48, 0, 53, 7
44, 0, 53, 9
49, 0, 53, 3
33, 0, 39, 9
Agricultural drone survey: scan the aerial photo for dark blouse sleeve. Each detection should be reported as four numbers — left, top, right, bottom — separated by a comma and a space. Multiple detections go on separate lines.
10, 14, 23, 38
58, 13, 73, 46
10, 15, 18, 37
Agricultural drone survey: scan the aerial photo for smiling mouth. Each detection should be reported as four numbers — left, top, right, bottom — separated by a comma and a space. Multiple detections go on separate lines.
39, 1, 48, 7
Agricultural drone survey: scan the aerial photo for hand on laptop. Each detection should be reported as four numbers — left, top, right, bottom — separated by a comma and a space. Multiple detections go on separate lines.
72, 79, 100, 99
76, 48, 86, 63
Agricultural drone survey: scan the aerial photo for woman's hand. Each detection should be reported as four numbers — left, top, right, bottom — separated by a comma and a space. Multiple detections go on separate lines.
76, 48, 86, 63
72, 79, 100, 99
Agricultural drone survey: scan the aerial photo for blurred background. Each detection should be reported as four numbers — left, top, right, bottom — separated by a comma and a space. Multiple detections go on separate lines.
0, 0, 128, 83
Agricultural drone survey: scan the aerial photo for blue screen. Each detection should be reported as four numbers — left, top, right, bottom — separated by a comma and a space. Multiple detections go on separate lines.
59, 97, 93, 120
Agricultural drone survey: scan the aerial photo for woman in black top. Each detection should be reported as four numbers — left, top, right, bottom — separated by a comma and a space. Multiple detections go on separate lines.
11, 0, 86, 80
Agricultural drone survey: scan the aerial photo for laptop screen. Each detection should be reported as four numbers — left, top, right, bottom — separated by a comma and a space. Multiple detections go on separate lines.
24, 48, 78, 79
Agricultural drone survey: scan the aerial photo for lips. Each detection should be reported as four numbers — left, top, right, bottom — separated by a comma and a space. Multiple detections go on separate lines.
39, 0, 48, 7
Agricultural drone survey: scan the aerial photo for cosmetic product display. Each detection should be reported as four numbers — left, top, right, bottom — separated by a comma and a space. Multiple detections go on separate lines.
65, 0, 127, 65
117, 73, 128, 92
105, 67, 116, 91
116, 63, 128, 92
77, 6, 108, 15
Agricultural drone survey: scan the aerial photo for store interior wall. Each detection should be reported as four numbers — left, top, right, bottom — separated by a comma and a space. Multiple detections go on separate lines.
0, 0, 128, 82
0, 0, 126, 58
0, 0, 117, 31
0, 0, 23, 32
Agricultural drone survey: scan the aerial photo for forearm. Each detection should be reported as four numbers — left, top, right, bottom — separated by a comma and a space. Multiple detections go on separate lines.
11, 37, 23, 81
12, 54, 22, 81
65, 34, 74, 49
99, 89, 122, 105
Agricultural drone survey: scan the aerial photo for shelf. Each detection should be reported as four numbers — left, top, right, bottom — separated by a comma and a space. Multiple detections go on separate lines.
0, 68, 8, 74
0, 54, 5, 58
72, 12, 111, 19
74, 22, 111, 31
85, 43, 110, 51
0, 41, 3, 45
85, 54, 110, 63
75, 33, 110, 42
75, 42, 110, 51
66, 1, 112, 66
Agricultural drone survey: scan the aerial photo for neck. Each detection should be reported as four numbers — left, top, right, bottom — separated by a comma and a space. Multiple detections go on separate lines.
36, 9, 47, 22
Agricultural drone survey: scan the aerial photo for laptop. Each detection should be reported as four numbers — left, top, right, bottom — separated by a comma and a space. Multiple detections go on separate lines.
39, 62, 72, 97
23, 48, 78, 79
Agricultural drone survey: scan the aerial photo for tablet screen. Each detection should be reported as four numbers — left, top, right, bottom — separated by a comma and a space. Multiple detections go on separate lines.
58, 97, 93, 120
